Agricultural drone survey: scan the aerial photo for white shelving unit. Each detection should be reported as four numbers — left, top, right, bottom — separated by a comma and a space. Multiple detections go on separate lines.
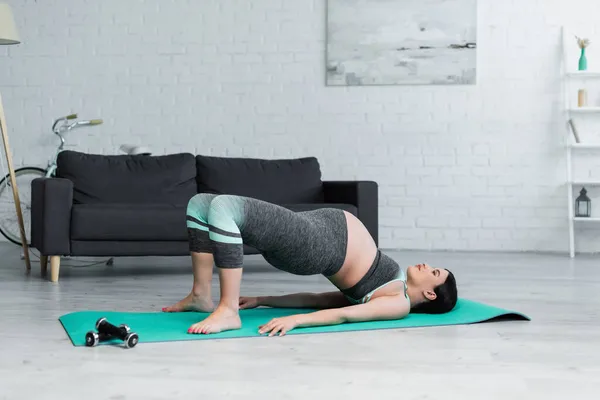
569, 180, 600, 186
566, 71, 600, 78
569, 143, 600, 149
562, 26, 600, 258
574, 217, 600, 222
569, 107, 600, 113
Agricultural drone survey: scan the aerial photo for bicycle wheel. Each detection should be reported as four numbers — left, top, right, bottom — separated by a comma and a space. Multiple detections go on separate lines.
0, 167, 46, 246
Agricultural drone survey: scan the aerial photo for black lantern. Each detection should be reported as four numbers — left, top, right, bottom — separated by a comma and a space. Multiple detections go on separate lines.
575, 187, 591, 217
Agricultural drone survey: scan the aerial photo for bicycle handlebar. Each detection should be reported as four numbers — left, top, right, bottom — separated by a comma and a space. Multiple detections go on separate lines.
52, 113, 103, 139
51, 114, 103, 152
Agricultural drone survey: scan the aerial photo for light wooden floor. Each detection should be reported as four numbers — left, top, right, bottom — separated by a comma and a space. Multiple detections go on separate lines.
1, 244, 599, 400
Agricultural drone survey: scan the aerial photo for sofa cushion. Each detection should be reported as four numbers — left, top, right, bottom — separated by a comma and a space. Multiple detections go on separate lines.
195, 155, 324, 204
69, 240, 261, 256
56, 150, 197, 205
70, 203, 356, 242
71, 204, 188, 241
283, 203, 357, 216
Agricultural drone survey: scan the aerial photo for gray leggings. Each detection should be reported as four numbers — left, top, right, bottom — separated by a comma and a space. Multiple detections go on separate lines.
186, 194, 348, 276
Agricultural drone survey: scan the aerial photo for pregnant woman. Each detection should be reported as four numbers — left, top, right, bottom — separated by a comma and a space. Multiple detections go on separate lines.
163, 193, 458, 336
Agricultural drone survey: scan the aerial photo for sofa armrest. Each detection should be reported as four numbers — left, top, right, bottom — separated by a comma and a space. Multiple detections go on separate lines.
31, 177, 73, 256
322, 181, 378, 246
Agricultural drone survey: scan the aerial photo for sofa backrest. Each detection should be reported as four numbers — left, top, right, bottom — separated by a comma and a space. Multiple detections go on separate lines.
56, 150, 197, 205
195, 155, 324, 204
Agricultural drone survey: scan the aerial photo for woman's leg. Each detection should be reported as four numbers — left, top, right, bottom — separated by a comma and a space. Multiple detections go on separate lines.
175, 193, 348, 334
188, 268, 243, 334
162, 193, 218, 312
161, 253, 215, 312
188, 195, 246, 334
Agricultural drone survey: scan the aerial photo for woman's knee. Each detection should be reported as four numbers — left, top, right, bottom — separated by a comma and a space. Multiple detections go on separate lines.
207, 195, 245, 225
187, 193, 218, 217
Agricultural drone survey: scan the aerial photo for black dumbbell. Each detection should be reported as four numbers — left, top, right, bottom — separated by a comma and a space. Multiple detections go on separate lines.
95, 317, 139, 348
85, 331, 113, 347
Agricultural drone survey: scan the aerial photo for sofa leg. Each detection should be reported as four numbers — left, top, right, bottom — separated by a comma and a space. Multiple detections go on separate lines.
50, 256, 61, 283
40, 255, 48, 276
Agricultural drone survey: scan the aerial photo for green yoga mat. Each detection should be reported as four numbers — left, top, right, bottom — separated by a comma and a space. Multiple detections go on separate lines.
59, 298, 529, 347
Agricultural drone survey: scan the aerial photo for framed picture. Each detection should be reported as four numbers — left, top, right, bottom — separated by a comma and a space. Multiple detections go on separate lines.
326, 0, 478, 86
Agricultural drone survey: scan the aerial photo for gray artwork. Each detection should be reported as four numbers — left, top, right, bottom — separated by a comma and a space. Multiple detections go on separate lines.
326, 0, 477, 86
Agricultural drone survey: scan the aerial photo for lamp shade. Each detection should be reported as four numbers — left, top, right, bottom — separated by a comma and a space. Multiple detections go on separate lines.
0, 4, 20, 45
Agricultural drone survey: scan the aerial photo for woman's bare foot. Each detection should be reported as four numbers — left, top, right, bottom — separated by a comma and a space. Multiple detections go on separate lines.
188, 305, 241, 334
162, 292, 215, 313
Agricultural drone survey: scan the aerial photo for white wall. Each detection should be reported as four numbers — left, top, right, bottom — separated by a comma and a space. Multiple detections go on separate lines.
2, 0, 600, 253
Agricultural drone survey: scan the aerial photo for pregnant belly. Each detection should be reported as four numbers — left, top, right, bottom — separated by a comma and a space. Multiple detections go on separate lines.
262, 252, 318, 276
329, 211, 378, 289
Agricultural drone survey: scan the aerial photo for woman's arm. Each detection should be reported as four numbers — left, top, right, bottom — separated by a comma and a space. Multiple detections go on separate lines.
258, 295, 410, 336
255, 291, 351, 309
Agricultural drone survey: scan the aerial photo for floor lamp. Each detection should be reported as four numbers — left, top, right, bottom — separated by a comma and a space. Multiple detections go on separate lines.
0, 3, 31, 271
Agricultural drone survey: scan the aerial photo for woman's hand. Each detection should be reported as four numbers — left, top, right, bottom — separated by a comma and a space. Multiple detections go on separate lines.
239, 296, 260, 309
259, 315, 302, 337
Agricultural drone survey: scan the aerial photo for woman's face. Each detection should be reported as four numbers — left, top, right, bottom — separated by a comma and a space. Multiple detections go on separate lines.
407, 263, 449, 289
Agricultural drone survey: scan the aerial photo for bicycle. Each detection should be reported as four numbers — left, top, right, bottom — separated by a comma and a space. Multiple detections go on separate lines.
0, 113, 103, 245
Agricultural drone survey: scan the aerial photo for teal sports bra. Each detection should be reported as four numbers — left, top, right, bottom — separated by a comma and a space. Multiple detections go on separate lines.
344, 268, 410, 305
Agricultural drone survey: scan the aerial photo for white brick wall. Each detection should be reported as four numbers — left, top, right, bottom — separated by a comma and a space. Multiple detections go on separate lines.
2, 0, 600, 253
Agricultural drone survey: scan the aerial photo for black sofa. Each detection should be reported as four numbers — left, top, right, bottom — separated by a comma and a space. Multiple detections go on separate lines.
31, 150, 378, 282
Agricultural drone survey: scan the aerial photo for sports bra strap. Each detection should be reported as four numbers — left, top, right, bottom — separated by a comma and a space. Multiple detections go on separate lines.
346, 269, 409, 305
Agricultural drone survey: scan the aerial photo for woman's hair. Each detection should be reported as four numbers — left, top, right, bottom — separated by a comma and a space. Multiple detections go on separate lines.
411, 269, 457, 314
